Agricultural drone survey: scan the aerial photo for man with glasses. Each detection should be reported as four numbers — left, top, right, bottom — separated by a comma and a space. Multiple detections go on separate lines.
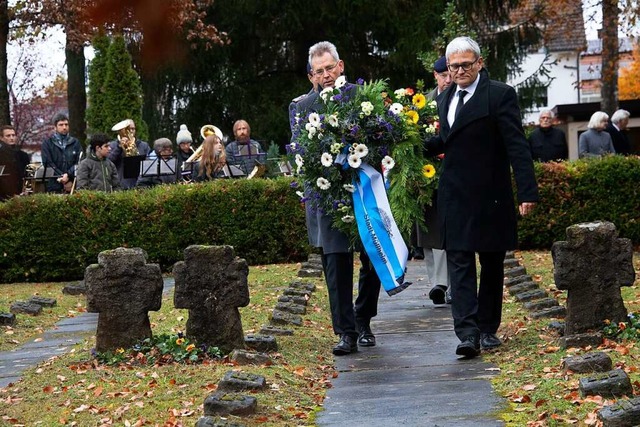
425, 36, 538, 358
108, 119, 151, 189
294, 41, 381, 356
528, 110, 568, 162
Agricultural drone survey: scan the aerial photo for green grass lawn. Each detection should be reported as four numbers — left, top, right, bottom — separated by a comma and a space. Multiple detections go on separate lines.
1, 252, 638, 426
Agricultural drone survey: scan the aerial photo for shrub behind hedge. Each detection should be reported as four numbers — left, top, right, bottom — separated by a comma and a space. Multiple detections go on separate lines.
0, 178, 309, 283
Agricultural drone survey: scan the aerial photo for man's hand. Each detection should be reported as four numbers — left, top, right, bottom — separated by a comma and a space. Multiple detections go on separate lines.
519, 202, 536, 216
59, 173, 69, 184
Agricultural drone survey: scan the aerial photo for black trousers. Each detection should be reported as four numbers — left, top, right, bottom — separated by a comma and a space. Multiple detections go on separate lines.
446, 250, 506, 341
322, 251, 381, 338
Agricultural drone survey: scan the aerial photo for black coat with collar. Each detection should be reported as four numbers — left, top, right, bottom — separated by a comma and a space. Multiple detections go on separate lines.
427, 69, 538, 252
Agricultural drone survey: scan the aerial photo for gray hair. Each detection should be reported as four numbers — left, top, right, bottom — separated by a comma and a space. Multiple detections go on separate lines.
153, 137, 173, 153
308, 41, 340, 65
587, 111, 609, 129
446, 36, 481, 60
611, 109, 630, 124
539, 109, 554, 119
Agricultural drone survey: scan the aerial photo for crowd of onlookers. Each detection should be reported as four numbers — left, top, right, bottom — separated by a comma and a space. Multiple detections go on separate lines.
0, 114, 268, 198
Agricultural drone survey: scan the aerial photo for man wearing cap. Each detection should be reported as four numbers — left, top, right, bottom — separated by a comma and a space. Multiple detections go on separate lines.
108, 119, 151, 189
420, 56, 453, 306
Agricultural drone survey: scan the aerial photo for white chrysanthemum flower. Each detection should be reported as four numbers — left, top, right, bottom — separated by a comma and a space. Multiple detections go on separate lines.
389, 102, 404, 115
289, 142, 298, 151
308, 112, 321, 127
327, 114, 339, 127
305, 122, 315, 132
330, 143, 343, 154
307, 126, 317, 138
348, 154, 362, 169
394, 88, 406, 98
295, 154, 304, 167
321, 152, 333, 167
343, 184, 355, 193
429, 100, 437, 108
295, 191, 305, 199
427, 124, 437, 133
382, 155, 395, 170
320, 87, 333, 102
341, 215, 355, 223
355, 144, 369, 159
334, 75, 347, 89
316, 177, 331, 190
361, 101, 374, 116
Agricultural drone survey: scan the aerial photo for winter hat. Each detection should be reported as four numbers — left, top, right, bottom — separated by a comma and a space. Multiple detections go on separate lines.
176, 124, 192, 144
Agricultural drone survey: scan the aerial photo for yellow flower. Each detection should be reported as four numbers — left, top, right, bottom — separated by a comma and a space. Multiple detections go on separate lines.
405, 110, 419, 124
422, 164, 436, 178
412, 93, 426, 109
116, 348, 125, 354
176, 338, 185, 346
186, 344, 196, 352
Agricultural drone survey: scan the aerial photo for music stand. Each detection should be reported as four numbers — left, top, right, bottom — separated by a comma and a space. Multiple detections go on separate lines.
0, 165, 5, 176
223, 164, 246, 178
123, 155, 147, 180
141, 157, 177, 177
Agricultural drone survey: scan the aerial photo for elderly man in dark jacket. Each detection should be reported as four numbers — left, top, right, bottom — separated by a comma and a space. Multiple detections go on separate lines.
528, 110, 568, 162
426, 36, 539, 358
77, 134, 120, 192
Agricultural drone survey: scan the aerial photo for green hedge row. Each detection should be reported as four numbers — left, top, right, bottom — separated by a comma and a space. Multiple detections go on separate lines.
0, 178, 309, 283
1, 156, 639, 283
518, 155, 640, 248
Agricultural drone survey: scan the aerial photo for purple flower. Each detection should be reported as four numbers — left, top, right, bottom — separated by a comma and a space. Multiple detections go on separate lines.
350, 125, 360, 136
290, 181, 299, 188
356, 78, 365, 85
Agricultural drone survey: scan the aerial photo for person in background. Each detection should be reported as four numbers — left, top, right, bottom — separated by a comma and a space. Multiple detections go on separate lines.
579, 111, 616, 158
194, 134, 227, 181
225, 120, 264, 174
606, 109, 632, 155
528, 110, 568, 162
0, 125, 30, 198
76, 133, 120, 192
176, 124, 194, 169
421, 56, 452, 305
136, 138, 177, 188
41, 113, 82, 193
108, 119, 151, 189
425, 36, 538, 358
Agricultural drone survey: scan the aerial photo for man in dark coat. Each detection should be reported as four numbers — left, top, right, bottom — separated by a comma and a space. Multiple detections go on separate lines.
426, 36, 539, 358
295, 41, 381, 356
41, 114, 82, 193
528, 110, 568, 162
0, 125, 30, 199
606, 109, 632, 155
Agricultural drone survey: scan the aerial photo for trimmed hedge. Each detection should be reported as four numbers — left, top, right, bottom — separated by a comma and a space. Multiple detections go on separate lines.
0, 178, 309, 283
1, 156, 639, 283
518, 155, 640, 248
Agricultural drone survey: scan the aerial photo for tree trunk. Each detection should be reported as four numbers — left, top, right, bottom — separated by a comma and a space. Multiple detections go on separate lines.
66, 37, 87, 145
0, 0, 11, 125
600, 0, 619, 115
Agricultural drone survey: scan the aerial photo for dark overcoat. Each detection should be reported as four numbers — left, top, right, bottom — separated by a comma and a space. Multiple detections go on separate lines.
428, 70, 538, 252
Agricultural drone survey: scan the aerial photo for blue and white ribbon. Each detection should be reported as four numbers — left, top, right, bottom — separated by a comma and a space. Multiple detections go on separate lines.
352, 164, 411, 295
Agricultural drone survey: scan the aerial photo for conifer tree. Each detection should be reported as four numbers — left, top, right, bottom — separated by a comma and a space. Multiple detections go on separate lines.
102, 35, 148, 140
85, 34, 111, 135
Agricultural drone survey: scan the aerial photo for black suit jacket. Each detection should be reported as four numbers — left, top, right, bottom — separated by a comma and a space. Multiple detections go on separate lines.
427, 70, 538, 252
606, 123, 631, 155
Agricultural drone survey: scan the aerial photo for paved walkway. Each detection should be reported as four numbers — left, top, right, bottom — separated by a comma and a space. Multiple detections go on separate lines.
317, 259, 505, 427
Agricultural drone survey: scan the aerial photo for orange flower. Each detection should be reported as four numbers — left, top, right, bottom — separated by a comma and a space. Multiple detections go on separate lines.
186, 344, 196, 352
618, 322, 627, 331
405, 87, 415, 96
176, 338, 185, 346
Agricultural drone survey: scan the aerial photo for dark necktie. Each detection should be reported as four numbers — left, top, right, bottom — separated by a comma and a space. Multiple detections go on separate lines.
454, 90, 468, 120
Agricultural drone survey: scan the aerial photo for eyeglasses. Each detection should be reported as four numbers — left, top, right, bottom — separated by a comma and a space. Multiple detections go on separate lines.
312, 63, 338, 76
447, 58, 479, 73
539, 116, 552, 121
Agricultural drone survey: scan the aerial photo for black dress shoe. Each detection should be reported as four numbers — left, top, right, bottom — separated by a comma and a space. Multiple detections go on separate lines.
357, 325, 376, 347
480, 333, 502, 350
429, 285, 447, 305
413, 247, 425, 260
456, 336, 480, 358
332, 335, 358, 356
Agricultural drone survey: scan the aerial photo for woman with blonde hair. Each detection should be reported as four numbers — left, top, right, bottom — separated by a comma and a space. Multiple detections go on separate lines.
578, 111, 616, 158
194, 134, 227, 181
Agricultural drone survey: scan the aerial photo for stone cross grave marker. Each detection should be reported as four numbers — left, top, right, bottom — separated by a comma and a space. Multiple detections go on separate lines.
552, 222, 635, 336
173, 245, 250, 353
85, 247, 163, 352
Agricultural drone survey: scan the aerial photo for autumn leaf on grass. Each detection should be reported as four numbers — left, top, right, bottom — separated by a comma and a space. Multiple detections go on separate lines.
511, 394, 531, 403
522, 384, 536, 391
293, 367, 305, 377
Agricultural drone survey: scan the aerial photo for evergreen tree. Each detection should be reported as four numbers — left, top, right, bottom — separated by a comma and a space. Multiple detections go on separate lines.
102, 35, 148, 140
85, 34, 111, 135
